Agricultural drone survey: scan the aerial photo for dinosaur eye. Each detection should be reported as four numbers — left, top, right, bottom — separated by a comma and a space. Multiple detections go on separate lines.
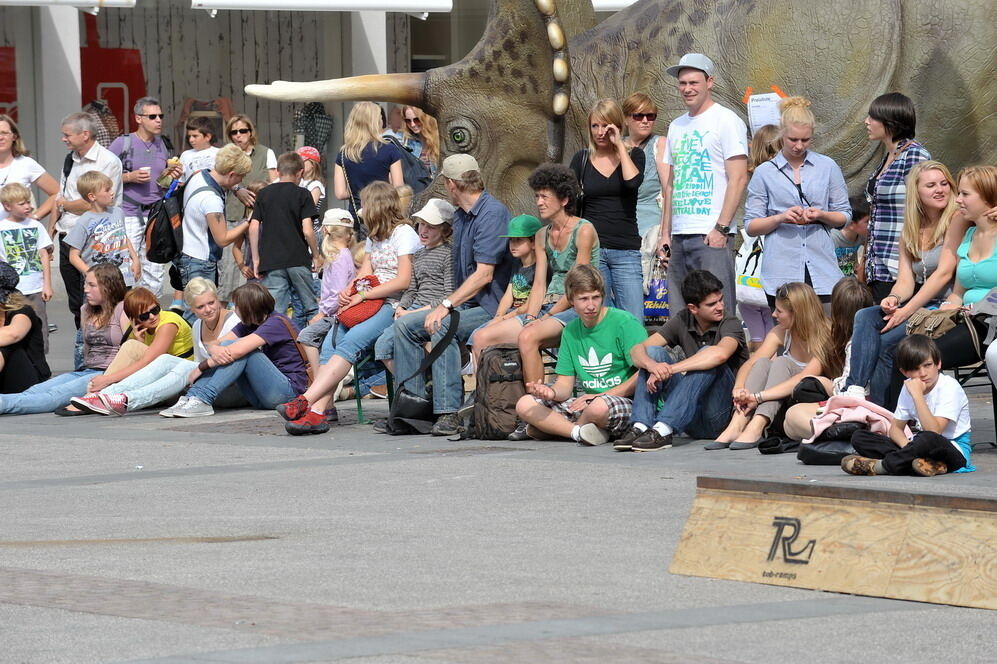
443, 118, 479, 153
451, 128, 469, 145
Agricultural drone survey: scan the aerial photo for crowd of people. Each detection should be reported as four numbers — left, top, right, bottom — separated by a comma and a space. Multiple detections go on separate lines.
0, 51, 994, 480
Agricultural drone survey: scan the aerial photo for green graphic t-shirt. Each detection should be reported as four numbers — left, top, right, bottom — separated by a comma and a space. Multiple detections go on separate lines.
555, 307, 647, 394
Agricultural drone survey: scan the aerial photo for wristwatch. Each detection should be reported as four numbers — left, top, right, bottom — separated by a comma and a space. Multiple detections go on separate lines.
714, 222, 732, 234
441, 298, 454, 310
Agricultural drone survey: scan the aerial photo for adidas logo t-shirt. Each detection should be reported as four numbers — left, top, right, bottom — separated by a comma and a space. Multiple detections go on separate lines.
555, 307, 648, 394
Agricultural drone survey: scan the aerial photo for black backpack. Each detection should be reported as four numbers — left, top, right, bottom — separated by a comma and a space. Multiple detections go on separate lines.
143, 176, 216, 264
384, 135, 432, 193
469, 344, 525, 439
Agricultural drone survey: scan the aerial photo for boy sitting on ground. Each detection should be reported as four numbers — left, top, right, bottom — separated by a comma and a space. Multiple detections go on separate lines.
842, 334, 974, 476
614, 269, 749, 452
515, 264, 646, 445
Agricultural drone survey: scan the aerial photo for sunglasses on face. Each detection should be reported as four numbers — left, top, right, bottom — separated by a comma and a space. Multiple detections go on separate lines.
404, 117, 421, 125
631, 113, 657, 121
143, 114, 164, 120
136, 304, 161, 322
229, 128, 252, 136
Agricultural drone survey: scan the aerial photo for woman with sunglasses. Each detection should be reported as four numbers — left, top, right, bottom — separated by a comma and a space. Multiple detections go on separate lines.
0, 264, 127, 415
710, 282, 832, 450
335, 102, 404, 229
400, 106, 440, 178
568, 98, 645, 320
221, 114, 277, 300
744, 97, 851, 313
622, 94, 669, 281
0, 114, 60, 222
69, 278, 243, 415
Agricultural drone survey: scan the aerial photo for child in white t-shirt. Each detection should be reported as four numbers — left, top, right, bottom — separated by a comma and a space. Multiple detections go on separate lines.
179, 117, 221, 184
0, 182, 54, 349
843, 334, 973, 476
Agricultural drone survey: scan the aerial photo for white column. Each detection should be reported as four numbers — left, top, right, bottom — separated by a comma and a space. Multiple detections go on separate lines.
350, 10, 388, 75
31, 6, 81, 176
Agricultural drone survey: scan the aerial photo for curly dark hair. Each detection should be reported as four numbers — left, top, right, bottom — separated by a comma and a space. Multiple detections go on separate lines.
528, 163, 581, 214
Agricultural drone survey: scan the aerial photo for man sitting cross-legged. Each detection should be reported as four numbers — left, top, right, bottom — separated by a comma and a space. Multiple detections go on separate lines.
515, 264, 647, 445
615, 269, 749, 452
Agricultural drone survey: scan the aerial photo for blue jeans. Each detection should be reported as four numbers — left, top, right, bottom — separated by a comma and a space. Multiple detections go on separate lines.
670, 233, 736, 315
263, 266, 319, 325
174, 254, 218, 288
845, 305, 906, 406
630, 346, 734, 438
0, 369, 100, 414
374, 325, 395, 361
324, 304, 394, 365
289, 275, 322, 330
598, 248, 644, 321
393, 305, 491, 414
105, 355, 194, 411
186, 342, 295, 408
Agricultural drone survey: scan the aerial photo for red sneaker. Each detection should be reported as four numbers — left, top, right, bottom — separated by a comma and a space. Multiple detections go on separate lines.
276, 395, 310, 421
285, 410, 331, 436
70, 393, 111, 415
98, 393, 129, 417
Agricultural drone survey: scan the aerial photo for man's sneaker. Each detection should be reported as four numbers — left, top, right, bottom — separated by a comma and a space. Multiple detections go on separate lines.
841, 454, 878, 475
612, 425, 645, 451
577, 423, 610, 446
285, 410, 331, 436
159, 396, 190, 417
276, 395, 310, 421
70, 393, 111, 415
632, 429, 673, 452
98, 393, 128, 417
432, 412, 464, 437
171, 397, 214, 418
456, 394, 476, 419
507, 421, 530, 441
912, 457, 948, 476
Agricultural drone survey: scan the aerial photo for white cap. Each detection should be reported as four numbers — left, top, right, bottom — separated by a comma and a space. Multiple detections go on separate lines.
322, 208, 354, 228
666, 53, 716, 78
411, 198, 456, 226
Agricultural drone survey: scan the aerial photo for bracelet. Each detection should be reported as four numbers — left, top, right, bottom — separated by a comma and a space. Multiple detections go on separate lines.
360, 291, 367, 302
198, 360, 210, 372
886, 293, 903, 304
754, 391, 764, 404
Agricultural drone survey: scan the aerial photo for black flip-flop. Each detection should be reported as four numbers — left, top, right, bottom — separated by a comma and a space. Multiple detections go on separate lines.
53, 405, 94, 417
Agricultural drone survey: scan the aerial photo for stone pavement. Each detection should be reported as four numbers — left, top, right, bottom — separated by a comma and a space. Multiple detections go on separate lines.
1, 298, 995, 663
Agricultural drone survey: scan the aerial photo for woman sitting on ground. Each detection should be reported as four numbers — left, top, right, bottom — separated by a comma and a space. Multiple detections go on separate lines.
157, 282, 311, 417
0, 264, 127, 415
69, 278, 242, 415
0, 261, 50, 393
710, 282, 832, 450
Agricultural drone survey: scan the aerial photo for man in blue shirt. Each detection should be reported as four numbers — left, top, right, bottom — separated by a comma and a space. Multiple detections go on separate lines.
392, 154, 513, 436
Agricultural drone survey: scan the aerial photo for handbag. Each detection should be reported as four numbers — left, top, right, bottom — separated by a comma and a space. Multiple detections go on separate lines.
905, 307, 981, 359
337, 275, 385, 328
643, 260, 669, 323
575, 149, 589, 216
789, 376, 829, 406
735, 230, 767, 308
387, 309, 460, 435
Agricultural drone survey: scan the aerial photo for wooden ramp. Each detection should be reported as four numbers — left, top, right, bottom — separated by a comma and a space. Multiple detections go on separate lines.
669, 477, 997, 610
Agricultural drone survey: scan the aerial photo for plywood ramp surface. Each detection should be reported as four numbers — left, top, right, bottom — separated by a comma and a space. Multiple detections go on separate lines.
669, 477, 997, 610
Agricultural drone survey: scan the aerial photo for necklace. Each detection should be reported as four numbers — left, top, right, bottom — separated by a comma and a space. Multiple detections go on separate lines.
137, 134, 156, 153
204, 311, 225, 334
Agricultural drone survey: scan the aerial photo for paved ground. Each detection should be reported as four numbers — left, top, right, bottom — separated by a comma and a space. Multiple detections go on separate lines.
1, 296, 995, 663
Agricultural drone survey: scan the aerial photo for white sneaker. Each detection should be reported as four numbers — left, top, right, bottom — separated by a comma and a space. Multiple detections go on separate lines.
844, 385, 869, 399
171, 397, 214, 418
159, 396, 190, 417
577, 423, 610, 446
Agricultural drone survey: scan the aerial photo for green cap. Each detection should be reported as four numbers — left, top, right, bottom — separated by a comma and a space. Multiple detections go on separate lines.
500, 214, 543, 238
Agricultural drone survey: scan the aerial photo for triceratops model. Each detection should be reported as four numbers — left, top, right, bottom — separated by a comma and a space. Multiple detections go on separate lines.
247, 0, 995, 213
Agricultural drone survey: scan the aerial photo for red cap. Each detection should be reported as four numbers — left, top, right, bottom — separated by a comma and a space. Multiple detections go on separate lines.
296, 146, 321, 163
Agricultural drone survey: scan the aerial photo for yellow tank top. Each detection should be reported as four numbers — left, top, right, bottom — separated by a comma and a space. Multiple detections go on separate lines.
135, 310, 194, 358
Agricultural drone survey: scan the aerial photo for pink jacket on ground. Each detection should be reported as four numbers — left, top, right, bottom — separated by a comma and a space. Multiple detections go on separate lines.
803, 394, 912, 444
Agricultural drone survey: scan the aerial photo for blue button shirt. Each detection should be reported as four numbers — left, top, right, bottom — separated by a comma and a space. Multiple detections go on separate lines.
744, 151, 851, 296
451, 190, 513, 316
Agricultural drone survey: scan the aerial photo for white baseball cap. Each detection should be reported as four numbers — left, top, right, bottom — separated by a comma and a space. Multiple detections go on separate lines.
322, 208, 354, 228
411, 199, 456, 226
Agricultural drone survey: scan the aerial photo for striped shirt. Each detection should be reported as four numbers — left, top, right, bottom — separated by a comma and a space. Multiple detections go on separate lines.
864, 139, 931, 283
398, 241, 453, 310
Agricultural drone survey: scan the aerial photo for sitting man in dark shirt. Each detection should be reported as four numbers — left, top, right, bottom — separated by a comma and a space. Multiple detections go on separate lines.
615, 269, 749, 452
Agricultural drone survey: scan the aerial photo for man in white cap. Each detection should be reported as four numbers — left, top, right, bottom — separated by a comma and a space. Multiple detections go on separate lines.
657, 53, 748, 314
392, 153, 513, 436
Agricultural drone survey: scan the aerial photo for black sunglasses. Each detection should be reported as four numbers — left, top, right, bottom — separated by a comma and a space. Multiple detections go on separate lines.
143, 114, 164, 120
229, 128, 252, 136
136, 304, 161, 322
631, 113, 657, 121
404, 117, 422, 124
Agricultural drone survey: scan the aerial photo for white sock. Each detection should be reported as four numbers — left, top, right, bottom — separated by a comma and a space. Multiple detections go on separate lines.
570, 425, 582, 441
653, 422, 673, 436
633, 423, 648, 433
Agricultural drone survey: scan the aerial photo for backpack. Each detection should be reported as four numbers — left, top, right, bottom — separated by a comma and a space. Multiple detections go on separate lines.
469, 344, 525, 439
143, 178, 215, 264
384, 135, 432, 193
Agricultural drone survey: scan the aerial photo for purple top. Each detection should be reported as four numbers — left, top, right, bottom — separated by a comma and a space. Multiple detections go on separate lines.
320, 247, 356, 316
108, 134, 172, 216
232, 313, 309, 394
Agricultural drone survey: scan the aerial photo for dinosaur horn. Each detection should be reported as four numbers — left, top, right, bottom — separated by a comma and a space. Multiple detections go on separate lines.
245, 72, 426, 106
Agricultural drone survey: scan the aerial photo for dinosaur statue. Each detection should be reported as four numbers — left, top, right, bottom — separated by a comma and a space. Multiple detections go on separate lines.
247, 0, 996, 214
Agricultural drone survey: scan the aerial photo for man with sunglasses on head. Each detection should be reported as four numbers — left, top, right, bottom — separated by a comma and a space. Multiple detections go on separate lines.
109, 97, 183, 297
657, 54, 749, 314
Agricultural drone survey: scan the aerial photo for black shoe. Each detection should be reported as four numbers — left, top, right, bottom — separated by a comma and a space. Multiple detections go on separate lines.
456, 393, 476, 419
507, 421, 529, 441
431, 412, 464, 437
613, 425, 645, 451
632, 428, 673, 452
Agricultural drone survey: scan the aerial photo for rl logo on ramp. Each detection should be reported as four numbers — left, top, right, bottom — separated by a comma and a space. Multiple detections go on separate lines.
669, 477, 997, 610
